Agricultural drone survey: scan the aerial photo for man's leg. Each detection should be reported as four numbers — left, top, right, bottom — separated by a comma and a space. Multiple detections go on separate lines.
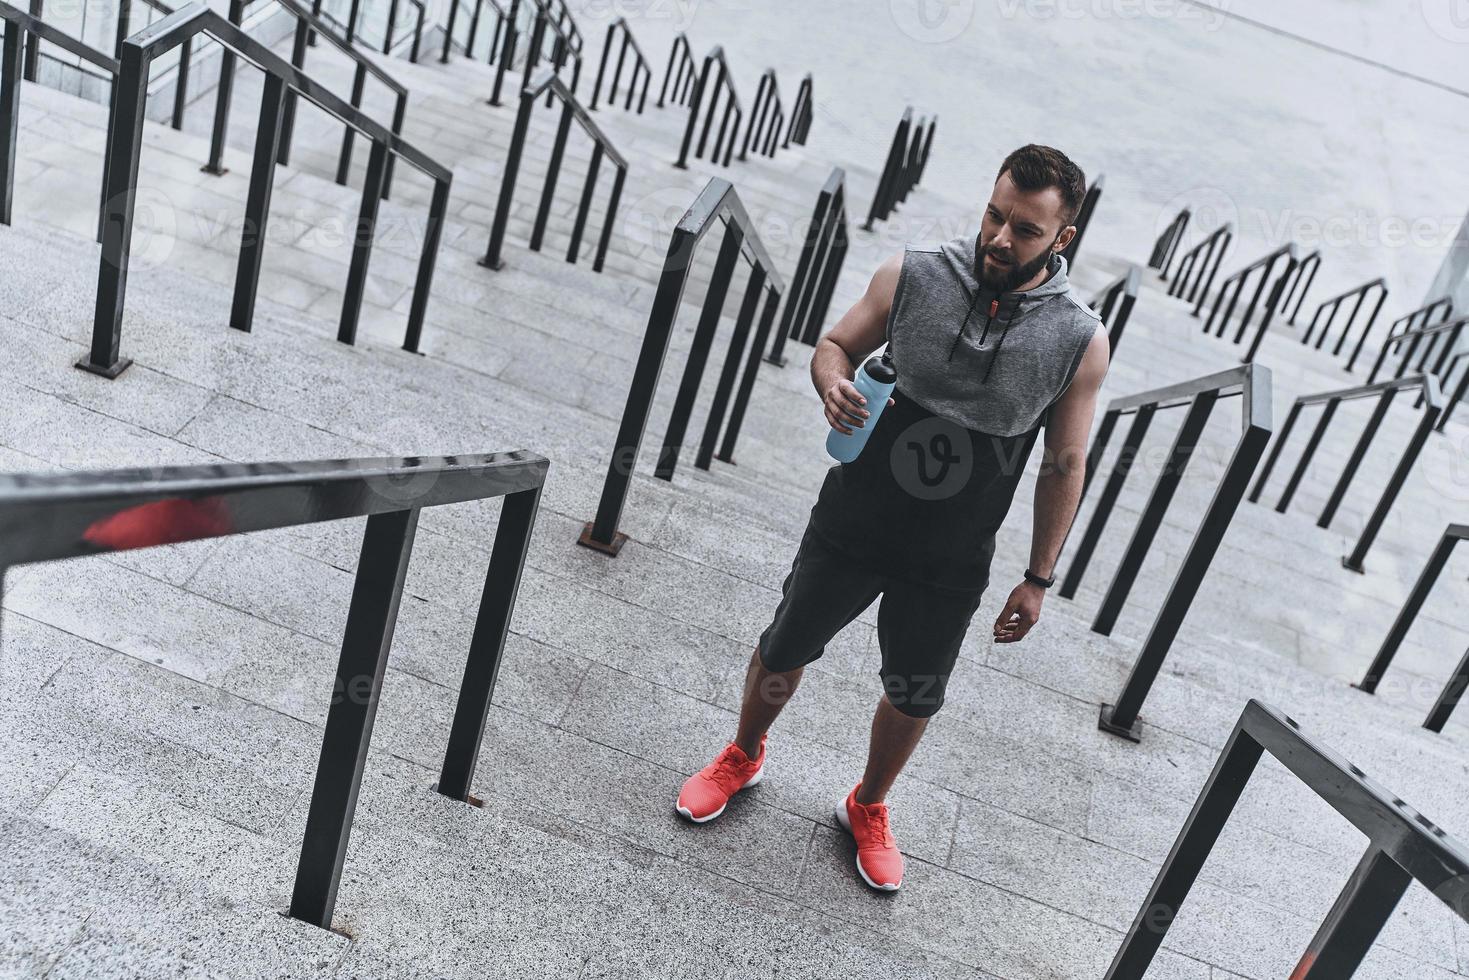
734, 646, 803, 759
853, 696, 929, 805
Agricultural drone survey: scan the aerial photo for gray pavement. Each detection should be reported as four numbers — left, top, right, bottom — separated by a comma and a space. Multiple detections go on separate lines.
3, 4, 1469, 978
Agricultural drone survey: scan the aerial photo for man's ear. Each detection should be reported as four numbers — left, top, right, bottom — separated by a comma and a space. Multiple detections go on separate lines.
1053, 225, 1077, 253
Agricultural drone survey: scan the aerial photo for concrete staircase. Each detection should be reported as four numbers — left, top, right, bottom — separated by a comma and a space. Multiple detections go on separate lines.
2, 14, 1469, 979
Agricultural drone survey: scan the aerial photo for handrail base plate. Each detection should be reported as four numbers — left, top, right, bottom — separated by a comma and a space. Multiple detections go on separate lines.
1098, 703, 1144, 743
578, 522, 627, 556
74, 356, 133, 380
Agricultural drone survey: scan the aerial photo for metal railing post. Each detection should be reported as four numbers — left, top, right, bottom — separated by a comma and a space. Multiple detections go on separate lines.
696, 265, 766, 470
278, 15, 310, 166
1090, 391, 1217, 638
22, 0, 39, 81
0, 21, 19, 227
1100, 385, 1272, 739
229, 73, 287, 333
1342, 400, 1440, 572
1355, 531, 1458, 693
1103, 724, 1264, 978
170, 37, 192, 131
592, 165, 624, 273
490, 0, 520, 104
440, 0, 460, 62
531, 99, 574, 251
404, 175, 450, 353
581, 229, 695, 554
673, 54, 709, 167
437, 486, 541, 802
335, 61, 368, 185
1423, 650, 1469, 732
289, 506, 419, 929
203, 0, 245, 175
384, 0, 398, 53
481, 83, 534, 271
1289, 846, 1412, 978
81, 41, 151, 379
1316, 388, 1395, 529
656, 223, 744, 480
720, 286, 781, 463
337, 138, 390, 346
564, 142, 602, 262
1058, 406, 1155, 598
1274, 398, 1340, 513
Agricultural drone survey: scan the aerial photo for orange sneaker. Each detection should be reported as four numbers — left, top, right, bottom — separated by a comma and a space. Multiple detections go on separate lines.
835, 784, 904, 891
675, 737, 766, 823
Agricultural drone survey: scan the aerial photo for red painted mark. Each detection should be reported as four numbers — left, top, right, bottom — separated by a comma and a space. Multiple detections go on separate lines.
989, 299, 999, 317
82, 498, 233, 552
1289, 951, 1316, 979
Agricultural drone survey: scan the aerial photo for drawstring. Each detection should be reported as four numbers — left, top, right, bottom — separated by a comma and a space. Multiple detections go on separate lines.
946, 289, 988, 362
982, 319, 1013, 383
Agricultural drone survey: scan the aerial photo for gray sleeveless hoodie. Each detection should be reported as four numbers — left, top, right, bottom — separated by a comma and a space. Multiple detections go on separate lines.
888, 236, 1099, 436
808, 236, 1101, 592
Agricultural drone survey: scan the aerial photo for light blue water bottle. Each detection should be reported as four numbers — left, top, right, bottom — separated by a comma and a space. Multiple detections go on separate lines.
827, 349, 897, 463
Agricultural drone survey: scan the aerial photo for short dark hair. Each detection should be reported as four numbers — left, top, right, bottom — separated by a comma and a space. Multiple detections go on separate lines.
996, 145, 1087, 226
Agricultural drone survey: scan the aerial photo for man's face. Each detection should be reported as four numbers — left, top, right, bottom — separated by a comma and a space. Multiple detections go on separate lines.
978, 173, 1074, 291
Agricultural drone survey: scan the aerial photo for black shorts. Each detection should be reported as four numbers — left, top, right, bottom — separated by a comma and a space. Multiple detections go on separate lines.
757, 525, 988, 718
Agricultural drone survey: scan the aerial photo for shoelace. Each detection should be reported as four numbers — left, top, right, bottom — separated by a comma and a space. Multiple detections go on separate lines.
708, 747, 754, 787
857, 802, 897, 849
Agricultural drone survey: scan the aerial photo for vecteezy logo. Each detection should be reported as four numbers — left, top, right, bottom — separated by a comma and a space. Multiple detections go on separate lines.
890, 0, 976, 43
891, 416, 973, 500
1423, 0, 1469, 42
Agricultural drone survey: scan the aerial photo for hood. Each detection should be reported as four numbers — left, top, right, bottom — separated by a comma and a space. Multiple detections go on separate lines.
939, 235, 1073, 379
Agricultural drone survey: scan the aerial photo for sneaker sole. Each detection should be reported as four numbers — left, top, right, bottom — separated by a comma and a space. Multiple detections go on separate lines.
834, 803, 901, 892
675, 766, 764, 824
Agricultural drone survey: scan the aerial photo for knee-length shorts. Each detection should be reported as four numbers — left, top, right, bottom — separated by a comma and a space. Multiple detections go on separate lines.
757, 526, 988, 718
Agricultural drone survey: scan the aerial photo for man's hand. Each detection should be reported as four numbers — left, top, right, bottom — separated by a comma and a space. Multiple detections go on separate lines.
993, 581, 1045, 643
822, 379, 893, 435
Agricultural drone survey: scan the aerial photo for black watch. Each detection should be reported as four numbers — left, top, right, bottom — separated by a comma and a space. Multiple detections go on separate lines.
1023, 569, 1055, 589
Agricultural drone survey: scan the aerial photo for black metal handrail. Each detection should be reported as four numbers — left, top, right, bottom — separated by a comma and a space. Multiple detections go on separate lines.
1148, 207, 1188, 275
1247, 373, 1443, 573
1353, 522, 1469, 732
783, 72, 812, 147
1091, 265, 1139, 356
493, 0, 584, 109
0, 451, 547, 931
1201, 241, 1300, 364
481, 67, 626, 273
0, 1, 118, 227
379, 0, 426, 61
277, 0, 411, 196
202, 0, 411, 205
1366, 304, 1459, 384
861, 107, 934, 231
739, 67, 781, 162
1058, 172, 1102, 267
1060, 364, 1273, 741
589, 16, 649, 113
1165, 220, 1231, 307
83, 2, 453, 379
1436, 349, 1469, 431
1300, 276, 1388, 373
1280, 246, 1321, 324
766, 166, 848, 367
579, 178, 786, 556
675, 44, 741, 169
1105, 699, 1469, 979
440, 0, 500, 64
19, 0, 189, 135
656, 31, 695, 109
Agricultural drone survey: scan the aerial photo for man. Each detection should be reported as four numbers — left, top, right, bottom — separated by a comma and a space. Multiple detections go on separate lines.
675, 145, 1110, 892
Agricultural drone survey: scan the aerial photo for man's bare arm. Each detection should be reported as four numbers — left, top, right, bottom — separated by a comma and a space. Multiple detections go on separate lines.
994, 327, 1111, 643
813, 252, 903, 434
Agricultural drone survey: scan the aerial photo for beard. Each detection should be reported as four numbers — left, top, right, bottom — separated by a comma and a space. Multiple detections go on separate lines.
979, 240, 1056, 292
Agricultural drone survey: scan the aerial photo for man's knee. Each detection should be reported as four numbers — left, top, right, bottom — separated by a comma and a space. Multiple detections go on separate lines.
880, 671, 947, 719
